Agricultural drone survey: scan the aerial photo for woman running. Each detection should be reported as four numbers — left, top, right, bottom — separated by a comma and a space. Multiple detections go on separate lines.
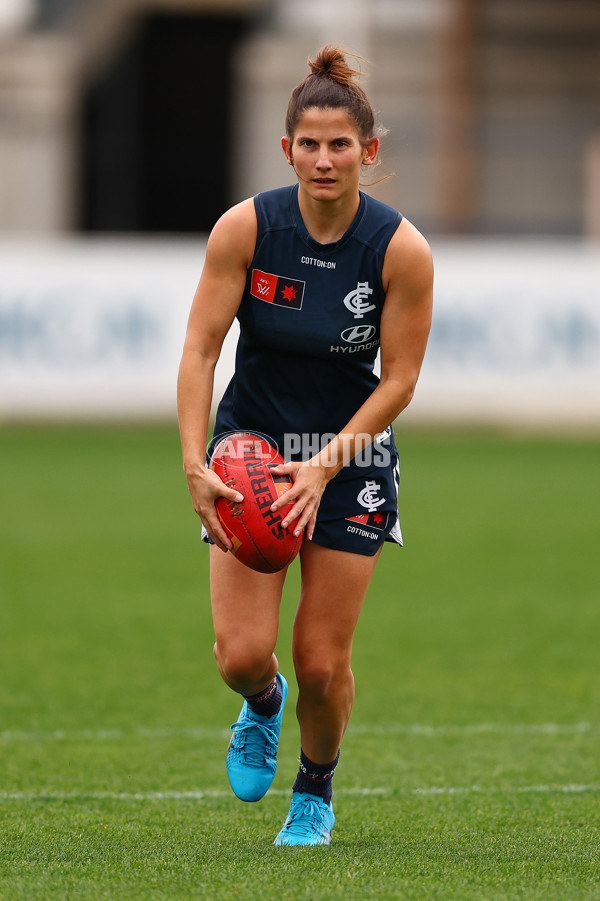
177, 44, 433, 845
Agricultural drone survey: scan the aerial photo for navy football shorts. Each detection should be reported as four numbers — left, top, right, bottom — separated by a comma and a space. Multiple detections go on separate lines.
202, 456, 402, 558
309, 455, 403, 556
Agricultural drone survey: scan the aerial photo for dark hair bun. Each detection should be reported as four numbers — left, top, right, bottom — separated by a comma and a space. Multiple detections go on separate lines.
308, 44, 364, 87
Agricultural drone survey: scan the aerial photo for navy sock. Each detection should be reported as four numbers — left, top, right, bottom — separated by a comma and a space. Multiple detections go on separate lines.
244, 676, 282, 718
292, 748, 340, 804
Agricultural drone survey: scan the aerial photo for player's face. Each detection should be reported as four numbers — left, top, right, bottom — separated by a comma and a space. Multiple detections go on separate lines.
282, 108, 378, 203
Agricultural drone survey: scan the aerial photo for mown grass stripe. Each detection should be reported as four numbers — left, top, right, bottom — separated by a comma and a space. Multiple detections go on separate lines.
0, 722, 597, 743
1, 784, 598, 803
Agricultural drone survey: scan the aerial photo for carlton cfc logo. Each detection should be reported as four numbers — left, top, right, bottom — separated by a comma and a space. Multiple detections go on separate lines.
357, 479, 386, 513
343, 281, 375, 319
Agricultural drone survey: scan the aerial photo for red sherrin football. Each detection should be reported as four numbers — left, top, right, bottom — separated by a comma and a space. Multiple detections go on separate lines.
209, 432, 303, 573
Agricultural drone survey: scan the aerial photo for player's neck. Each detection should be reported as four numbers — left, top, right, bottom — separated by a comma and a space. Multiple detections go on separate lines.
297, 189, 361, 245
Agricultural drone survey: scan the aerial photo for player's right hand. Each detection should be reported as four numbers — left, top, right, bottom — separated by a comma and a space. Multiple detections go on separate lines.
185, 468, 243, 552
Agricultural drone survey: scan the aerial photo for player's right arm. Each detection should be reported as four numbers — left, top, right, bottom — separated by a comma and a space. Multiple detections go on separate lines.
177, 198, 257, 551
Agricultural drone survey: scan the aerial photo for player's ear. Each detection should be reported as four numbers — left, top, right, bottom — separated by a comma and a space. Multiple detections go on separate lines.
362, 137, 379, 167
281, 136, 294, 166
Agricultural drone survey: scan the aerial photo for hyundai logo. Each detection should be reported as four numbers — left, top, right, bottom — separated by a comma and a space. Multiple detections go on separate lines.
341, 325, 377, 344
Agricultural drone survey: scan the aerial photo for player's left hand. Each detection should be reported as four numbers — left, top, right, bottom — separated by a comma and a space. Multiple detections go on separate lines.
269, 459, 330, 541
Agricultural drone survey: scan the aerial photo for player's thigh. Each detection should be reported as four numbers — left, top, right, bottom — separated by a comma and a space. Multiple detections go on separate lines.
209, 545, 287, 652
294, 541, 381, 659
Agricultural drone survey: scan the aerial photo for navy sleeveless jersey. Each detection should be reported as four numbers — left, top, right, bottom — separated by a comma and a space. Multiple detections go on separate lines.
213, 184, 402, 479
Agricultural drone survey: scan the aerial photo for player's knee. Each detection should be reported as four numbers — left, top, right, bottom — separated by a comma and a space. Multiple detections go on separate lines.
214, 639, 272, 693
293, 643, 348, 698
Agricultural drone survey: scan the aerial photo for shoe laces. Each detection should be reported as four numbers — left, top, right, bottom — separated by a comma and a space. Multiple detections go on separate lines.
285, 796, 329, 836
229, 717, 278, 767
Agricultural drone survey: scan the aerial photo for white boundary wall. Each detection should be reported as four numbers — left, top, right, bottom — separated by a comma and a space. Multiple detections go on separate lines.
1, 237, 599, 428
408, 240, 600, 428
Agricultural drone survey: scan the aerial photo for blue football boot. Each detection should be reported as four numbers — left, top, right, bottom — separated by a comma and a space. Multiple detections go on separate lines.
273, 791, 335, 846
226, 673, 288, 802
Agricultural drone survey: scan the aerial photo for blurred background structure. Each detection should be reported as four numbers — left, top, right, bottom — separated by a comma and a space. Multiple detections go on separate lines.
1, 0, 599, 423
1, 0, 600, 236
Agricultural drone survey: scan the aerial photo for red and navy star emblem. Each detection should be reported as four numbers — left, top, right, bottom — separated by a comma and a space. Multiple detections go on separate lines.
345, 512, 390, 531
250, 270, 305, 310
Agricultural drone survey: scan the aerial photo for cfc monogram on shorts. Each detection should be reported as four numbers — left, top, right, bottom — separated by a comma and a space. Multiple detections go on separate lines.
345, 480, 389, 540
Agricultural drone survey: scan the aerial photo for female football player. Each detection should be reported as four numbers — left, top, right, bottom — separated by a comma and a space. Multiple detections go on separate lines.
177, 44, 433, 845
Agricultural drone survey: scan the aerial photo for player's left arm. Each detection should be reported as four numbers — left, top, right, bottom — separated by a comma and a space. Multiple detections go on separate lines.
350, 216, 434, 432
271, 217, 433, 538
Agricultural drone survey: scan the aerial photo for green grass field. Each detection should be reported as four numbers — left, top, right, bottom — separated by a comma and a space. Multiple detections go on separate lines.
0, 424, 598, 900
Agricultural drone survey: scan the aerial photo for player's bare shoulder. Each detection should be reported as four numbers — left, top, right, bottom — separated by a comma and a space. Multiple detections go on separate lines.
382, 216, 433, 300
206, 198, 258, 272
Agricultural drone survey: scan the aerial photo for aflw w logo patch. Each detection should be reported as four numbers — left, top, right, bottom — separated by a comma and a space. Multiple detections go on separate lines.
251, 270, 305, 310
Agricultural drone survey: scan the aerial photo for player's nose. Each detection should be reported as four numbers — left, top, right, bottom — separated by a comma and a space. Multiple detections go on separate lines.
316, 146, 332, 168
